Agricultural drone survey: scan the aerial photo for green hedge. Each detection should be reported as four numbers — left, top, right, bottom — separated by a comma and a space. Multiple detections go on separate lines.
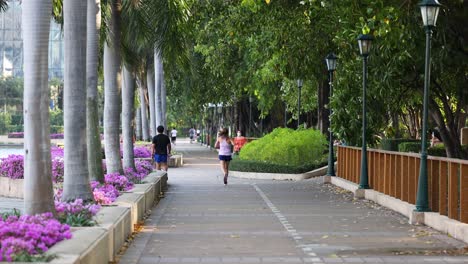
239, 128, 327, 166
380, 138, 420, 151
50, 125, 64, 134
398, 142, 421, 153
427, 145, 446, 157
230, 158, 328, 174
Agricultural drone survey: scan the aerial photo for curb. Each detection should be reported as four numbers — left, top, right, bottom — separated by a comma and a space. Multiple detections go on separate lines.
230, 163, 336, 181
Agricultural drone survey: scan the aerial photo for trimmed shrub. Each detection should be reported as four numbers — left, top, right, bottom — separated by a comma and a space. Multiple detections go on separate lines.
398, 142, 421, 153
0, 112, 11, 134
239, 128, 327, 167
380, 138, 420, 151
428, 145, 447, 157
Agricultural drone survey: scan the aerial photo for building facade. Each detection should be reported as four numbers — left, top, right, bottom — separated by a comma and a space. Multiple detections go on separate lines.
0, 1, 64, 79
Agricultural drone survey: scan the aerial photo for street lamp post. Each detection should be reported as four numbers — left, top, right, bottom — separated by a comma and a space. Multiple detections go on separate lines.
325, 53, 338, 176
249, 96, 253, 137
297, 79, 303, 129
357, 34, 373, 189
416, 0, 441, 212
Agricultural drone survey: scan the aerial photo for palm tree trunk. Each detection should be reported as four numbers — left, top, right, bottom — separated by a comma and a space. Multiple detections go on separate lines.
147, 63, 156, 137
154, 50, 163, 128
138, 76, 150, 141
104, 0, 123, 174
86, 0, 104, 182
122, 66, 135, 170
135, 108, 142, 140
63, 0, 93, 201
161, 66, 167, 129
22, 0, 56, 215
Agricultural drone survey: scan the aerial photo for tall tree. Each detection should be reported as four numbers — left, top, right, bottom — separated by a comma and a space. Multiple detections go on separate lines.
147, 62, 156, 136
138, 76, 150, 140
62, 0, 93, 201
22, 0, 56, 215
122, 66, 136, 170
154, 50, 163, 128
86, 0, 104, 182
103, 0, 123, 174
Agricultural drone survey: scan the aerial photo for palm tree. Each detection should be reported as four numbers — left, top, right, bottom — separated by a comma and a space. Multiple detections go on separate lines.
137, 75, 150, 141
62, 0, 94, 201
22, 0, 56, 215
86, 0, 104, 182
0, 0, 8, 13
154, 49, 163, 127
146, 62, 156, 136
122, 66, 135, 170
103, 0, 124, 174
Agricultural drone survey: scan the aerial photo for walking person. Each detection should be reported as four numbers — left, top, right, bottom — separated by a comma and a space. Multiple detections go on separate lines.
152, 125, 171, 171
215, 128, 233, 185
189, 127, 195, 144
170, 127, 178, 145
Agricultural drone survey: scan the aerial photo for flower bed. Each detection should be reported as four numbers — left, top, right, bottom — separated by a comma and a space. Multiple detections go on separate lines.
6, 133, 64, 139
0, 212, 72, 262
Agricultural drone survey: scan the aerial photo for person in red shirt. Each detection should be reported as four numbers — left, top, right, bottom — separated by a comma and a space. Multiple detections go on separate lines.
233, 130, 247, 154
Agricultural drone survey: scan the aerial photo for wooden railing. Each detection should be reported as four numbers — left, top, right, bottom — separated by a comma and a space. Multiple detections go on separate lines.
337, 146, 468, 224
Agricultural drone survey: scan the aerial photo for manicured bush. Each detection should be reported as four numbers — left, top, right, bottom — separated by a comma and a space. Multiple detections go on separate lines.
398, 142, 421, 153
230, 158, 328, 174
380, 138, 420, 151
0, 212, 72, 262
50, 125, 64, 134
428, 145, 447, 157
6, 125, 23, 133
0, 112, 11, 134
239, 128, 327, 167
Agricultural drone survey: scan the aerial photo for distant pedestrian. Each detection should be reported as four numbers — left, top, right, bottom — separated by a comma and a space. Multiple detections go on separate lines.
170, 128, 178, 145
215, 128, 233, 185
152, 125, 171, 171
189, 127, 195, 143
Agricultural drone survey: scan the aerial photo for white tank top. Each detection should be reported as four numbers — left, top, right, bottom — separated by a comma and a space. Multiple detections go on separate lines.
219, 138, 232, 156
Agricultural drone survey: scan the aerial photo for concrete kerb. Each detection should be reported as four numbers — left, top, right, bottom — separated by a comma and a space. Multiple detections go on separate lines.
0, 177, 23, 198
94, 206, 132, 262
326, 175, 468, 245
230, 163, 336, 181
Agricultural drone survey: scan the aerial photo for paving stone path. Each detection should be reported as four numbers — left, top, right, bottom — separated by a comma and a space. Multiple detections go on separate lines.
118, 139, 468, 264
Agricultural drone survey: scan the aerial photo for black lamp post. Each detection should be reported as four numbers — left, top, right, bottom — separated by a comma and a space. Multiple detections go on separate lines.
249, 96, 253, 137
297, 79, 303, 129
357, 33, 373, 189
325, 53, 337, 176
416, 0, 441, 212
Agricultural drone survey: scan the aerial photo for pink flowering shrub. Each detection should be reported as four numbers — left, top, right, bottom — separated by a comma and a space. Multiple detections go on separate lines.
7, 132, 23, 138
50, 133, 64, 139
133, 146, 152, 158
50, 146, 64, 158
90, 181, 120, 205
104, 173, 133, 191
0, 155, 24, 179
51, 157, 64, 183
0, 212, 72, 262
54, 199, 100, 227
125, 160, 153, 183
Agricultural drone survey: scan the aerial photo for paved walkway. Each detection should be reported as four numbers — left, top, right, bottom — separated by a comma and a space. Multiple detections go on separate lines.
118, 139, 468, 264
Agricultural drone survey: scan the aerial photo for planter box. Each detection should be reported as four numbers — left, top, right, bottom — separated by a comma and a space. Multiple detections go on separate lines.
0, 177, 23, 198
131, 183, 155, 213
168, 154, 183, 167
112, 193, 145, 232
95, 206, 131, 261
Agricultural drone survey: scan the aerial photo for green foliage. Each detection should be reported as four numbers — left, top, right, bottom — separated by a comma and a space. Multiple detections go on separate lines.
381, 138, 420, 151
0, 112, 11, 134
50, 126, 64, 134
428, 145, 447, 157
398, 142, 421, 153
12, 252, 55, 262
0, 208, 21, 221
49, 109, 63, 126
7, 125, 23, 133
60, 213, 97, 227
239, 128, 327, 166
230, 158, 327, 174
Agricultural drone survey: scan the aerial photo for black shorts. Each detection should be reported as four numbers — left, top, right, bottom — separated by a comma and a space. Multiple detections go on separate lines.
171, 137, 176, 141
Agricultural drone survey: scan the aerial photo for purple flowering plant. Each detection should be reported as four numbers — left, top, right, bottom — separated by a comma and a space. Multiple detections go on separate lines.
125, 160, 152, 183
133, 146, 152, 158
104, 173, 134, 191
54, 199, 100, 227
0, 155, 24, 179
90, 182, 120, 205
0, 212, 72, 262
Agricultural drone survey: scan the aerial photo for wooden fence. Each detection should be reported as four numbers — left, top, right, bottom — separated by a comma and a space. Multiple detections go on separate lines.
337, 146, 468, 224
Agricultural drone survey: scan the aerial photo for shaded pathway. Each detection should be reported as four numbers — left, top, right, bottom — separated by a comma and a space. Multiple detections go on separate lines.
118, 139, 467, 264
